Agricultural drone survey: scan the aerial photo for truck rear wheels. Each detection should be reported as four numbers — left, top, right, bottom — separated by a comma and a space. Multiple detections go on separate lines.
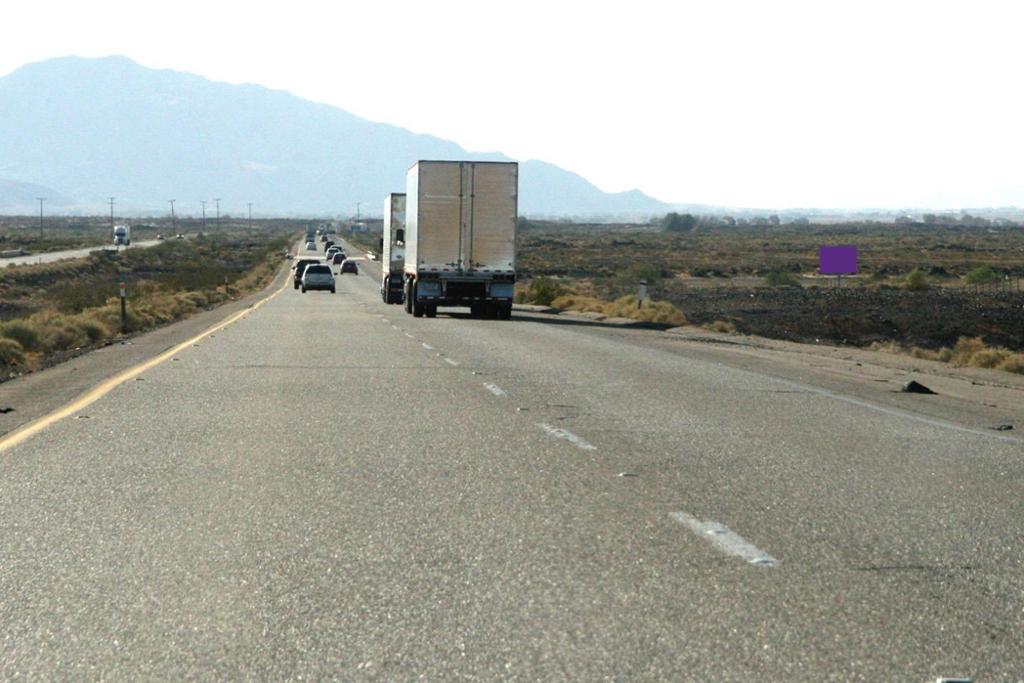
408, 280, 425, 317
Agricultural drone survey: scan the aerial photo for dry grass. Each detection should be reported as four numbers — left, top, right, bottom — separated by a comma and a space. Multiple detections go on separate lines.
875, 335, 1024, 375
1, 236, 288, 373
702, 320, 738, 334
549, 293, 687, 326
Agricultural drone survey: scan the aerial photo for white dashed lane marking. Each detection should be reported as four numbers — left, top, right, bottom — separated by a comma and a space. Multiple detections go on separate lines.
443, 358, 459, 367
483, 383, 507, 397
536, 423, 597, 451
422, 343, 434, 350
670, 512, 779, 567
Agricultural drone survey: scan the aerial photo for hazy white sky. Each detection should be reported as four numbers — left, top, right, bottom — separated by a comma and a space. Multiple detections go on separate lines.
3, 0, 1022, 209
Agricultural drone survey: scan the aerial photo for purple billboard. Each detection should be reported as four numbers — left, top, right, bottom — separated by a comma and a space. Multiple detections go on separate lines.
819, 245, 858, 275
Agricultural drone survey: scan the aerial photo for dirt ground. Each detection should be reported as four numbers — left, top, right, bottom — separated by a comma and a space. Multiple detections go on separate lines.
655, 281, 1024, 350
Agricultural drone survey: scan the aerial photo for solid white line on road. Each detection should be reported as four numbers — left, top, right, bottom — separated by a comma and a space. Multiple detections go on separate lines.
422, 343, 435, 350
536, 423, 598, 450
443, 357, 459, 366
669, 512, 779, 567
483, 383, 507, 397
405, 332, 414, 338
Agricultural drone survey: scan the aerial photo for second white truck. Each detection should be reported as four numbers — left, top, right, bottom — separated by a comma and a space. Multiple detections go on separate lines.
113, 224, 131, 246
403, 160, 517, 319
380, 193, 406, 304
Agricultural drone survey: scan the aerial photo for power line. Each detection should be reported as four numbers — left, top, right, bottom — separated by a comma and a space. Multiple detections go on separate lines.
36, 197, 45, 239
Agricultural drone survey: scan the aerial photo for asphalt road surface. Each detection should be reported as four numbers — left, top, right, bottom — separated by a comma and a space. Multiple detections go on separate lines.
0, 239, 1020, 680
1, 239, 164, 267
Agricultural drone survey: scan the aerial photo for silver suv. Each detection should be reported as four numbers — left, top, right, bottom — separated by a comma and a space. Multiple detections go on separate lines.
301, 264, 336, 293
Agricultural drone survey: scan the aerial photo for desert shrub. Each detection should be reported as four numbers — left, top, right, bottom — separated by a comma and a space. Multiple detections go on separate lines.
0, 320, 42, 351
183, 291, 209, 308
0, 338, 25, 366
950, 336, 986, 365
550, 294, 606, 313
909, 346, 932, 359
525, 278, 573, 306
905, 268, 928, 291
765, 270, 800, 287
49, 281, 114, 314
997, 355, 1024, 374
614, 297, 686, 325
964, 265, 1001, 285
44, 322, 89, 351
968, 348, 1012, 369
870, 340, 904, 354
554, 294, 686, 326
703, 320, 738, 334
75, 317, 111, 343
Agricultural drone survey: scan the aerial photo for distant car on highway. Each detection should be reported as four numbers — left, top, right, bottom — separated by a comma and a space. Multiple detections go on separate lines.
331, 252, 345, 265
292, 258, 320, 290
175, 233, 184, 239
340, 258, 359, 275
301, 264, 336, 293
304, 241, 317, 250
155, 234, 164, 240
325, 246, 341, 260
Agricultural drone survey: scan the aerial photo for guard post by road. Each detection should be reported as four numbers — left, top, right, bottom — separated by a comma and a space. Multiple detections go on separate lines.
119, 281, 127, 334
637, 279, 648, 309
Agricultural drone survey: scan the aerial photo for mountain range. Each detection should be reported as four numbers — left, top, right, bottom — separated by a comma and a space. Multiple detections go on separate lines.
0, 56, 669, 218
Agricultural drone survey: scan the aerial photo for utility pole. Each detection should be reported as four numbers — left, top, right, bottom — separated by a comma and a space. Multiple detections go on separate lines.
247, 202, 253, 231
108, 197, 116, 233
169, 199, 176, 233
356, 202, 361, 221
214, 198, 221, 229
201, 200, 207, 231
36, 197, 45, 239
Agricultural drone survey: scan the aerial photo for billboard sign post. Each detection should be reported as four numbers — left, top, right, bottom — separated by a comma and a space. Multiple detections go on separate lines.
819, 245, 858, 288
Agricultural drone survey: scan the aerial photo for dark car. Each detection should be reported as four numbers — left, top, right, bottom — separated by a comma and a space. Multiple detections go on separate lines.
340, 258, 359, 275
293, 258, 320, 289
324, 240, 335, 249
331, 252, 345, 265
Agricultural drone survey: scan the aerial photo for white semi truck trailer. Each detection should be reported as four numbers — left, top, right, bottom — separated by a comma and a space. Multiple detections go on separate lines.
403, 160, 517, 319
380, 192, 406, 304
113, 224, 131, 246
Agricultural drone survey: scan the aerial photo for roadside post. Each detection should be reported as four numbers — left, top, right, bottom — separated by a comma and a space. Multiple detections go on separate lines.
637, 280, 648, 309
119, 281, 127, 334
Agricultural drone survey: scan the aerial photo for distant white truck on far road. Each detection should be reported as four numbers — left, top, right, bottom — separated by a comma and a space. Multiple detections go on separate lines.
113, 224, 131, 246
380, 192, 406, 305
403, 160, 517, 319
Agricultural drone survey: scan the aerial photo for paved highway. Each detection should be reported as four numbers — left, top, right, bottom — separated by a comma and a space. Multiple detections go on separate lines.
1, 239, 163, 267
0, 239, 1020, 679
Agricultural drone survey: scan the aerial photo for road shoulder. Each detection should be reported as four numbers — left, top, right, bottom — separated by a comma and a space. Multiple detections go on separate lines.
0, 259, 291, 438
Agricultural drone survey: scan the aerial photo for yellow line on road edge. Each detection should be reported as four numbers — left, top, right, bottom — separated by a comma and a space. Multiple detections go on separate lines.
0, 274, 291, 455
